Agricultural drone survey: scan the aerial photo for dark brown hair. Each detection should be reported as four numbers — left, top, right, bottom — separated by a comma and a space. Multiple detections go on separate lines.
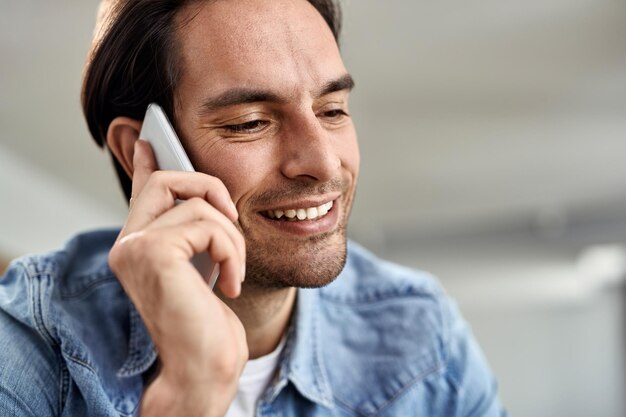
81, 0, 342, 201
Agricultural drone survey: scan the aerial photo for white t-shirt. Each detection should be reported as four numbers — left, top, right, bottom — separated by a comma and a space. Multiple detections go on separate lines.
224, 336, 287, 417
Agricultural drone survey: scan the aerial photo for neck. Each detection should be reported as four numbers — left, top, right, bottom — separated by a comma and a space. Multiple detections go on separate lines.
219, 284, 297, 359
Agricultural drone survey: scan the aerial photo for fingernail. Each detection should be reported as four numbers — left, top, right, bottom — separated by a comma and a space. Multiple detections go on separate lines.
230, 200, 237, 212
241, 264, 246, 282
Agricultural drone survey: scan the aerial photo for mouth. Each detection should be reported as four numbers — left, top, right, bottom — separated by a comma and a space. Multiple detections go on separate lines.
260, 200, 334, 221
256, 198, 340, 236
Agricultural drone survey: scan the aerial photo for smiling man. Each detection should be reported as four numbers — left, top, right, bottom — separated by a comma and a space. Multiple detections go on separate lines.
0, 1, 506, 416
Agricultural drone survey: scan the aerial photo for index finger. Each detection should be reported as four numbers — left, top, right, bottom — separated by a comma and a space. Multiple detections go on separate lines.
122, 140, 238, 237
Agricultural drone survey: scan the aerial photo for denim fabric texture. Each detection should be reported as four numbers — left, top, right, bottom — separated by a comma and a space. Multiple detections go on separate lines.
0, 229, 507, 416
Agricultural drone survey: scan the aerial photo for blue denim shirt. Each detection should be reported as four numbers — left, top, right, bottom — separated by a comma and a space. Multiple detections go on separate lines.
0, 229, 506, 416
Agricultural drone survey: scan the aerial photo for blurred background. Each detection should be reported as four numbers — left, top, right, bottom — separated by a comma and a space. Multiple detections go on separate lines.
1, 0, 625, 415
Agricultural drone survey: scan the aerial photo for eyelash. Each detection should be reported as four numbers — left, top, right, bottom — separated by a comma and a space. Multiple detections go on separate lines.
322, 109, 349, 119
221, 108, 349, 134
223, 120, 269, 134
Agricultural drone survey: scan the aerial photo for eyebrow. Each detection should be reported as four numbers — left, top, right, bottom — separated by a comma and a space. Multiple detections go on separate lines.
317, 73, 355, 98
198, 73, 355, 115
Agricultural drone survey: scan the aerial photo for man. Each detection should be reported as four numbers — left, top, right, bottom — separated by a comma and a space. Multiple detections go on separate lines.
0, 0, 506, 416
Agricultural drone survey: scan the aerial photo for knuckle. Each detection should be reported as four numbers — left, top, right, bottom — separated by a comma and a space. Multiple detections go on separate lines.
143, 171, 163, 191
204, 173, 225, 188
195, 219, 214, 235
108, 232, 151, 277
137, 231, 168, 259
214, 349, 243, 383
204, 175, 229, 195
187, 197, 210, 214
150, 170, 168, 185
185, 197, 226, 223
119, 230, 160, 259
187, 196, 205, 205
108, 246, 122, 271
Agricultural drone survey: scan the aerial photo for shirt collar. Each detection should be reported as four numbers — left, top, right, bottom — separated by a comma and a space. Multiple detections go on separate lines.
264, 288, 334, 408
116, 303, 158, 378
114, 286, 335, 410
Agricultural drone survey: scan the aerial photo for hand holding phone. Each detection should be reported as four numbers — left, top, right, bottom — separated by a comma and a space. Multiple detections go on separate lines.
109, 104, 246, 416
139, 103, 220, 289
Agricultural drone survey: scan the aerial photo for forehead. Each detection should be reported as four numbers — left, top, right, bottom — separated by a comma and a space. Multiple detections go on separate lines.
175, 0, 345, 100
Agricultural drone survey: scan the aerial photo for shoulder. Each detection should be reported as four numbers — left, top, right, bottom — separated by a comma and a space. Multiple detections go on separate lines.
0, 228, 120, 331
315, 241, 504, 416
319, 240, 450, 366
320, 241, 449, 346
0, 228, 142, 416
319, 240, 450, 361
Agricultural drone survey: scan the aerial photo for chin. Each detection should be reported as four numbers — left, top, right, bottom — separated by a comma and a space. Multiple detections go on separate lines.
245, 231, 348, 289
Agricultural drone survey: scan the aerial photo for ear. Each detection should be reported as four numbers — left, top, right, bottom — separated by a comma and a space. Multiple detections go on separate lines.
107, 117, 143, 178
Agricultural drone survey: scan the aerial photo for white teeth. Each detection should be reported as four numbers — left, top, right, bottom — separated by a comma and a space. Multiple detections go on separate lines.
265, 201, 334, 221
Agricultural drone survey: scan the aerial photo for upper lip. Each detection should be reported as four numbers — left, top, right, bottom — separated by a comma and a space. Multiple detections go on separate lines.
256, 193, 340, 212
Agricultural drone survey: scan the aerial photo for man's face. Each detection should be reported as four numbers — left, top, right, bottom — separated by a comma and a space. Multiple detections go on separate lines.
173, 0, 359, 288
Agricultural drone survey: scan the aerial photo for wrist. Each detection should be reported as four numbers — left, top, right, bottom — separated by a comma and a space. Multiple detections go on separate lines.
140, 373, 226, 417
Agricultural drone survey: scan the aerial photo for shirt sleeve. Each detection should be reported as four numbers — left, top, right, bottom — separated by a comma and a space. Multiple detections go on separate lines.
442, 296, 508, 417
0, 263, 60, 417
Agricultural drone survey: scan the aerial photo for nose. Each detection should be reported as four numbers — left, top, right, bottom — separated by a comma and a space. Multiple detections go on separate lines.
279, 113, 341, 182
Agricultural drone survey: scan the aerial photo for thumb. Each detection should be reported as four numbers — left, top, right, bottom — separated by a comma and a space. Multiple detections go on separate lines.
131, 139, 158, 201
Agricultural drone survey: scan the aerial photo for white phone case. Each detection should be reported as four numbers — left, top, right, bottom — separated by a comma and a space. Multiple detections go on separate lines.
139, 103, 220, 289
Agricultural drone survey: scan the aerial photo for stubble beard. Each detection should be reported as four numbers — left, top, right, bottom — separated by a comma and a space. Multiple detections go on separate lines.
243, 225, 348, 290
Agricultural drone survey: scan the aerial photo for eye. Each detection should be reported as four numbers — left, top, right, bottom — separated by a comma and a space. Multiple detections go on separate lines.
223, 119, 269, 134
318, 108, 350, 126
321, 108, 349, 120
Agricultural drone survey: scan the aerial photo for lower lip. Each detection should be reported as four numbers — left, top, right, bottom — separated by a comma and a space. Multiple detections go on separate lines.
257, 201, 341, 236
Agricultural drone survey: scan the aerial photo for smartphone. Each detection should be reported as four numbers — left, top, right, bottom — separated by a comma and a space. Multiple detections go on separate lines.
139, 103, 220, 289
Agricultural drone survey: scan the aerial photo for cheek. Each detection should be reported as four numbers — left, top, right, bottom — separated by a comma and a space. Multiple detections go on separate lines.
196, 143, 276, 202
339, 129, 360, 178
